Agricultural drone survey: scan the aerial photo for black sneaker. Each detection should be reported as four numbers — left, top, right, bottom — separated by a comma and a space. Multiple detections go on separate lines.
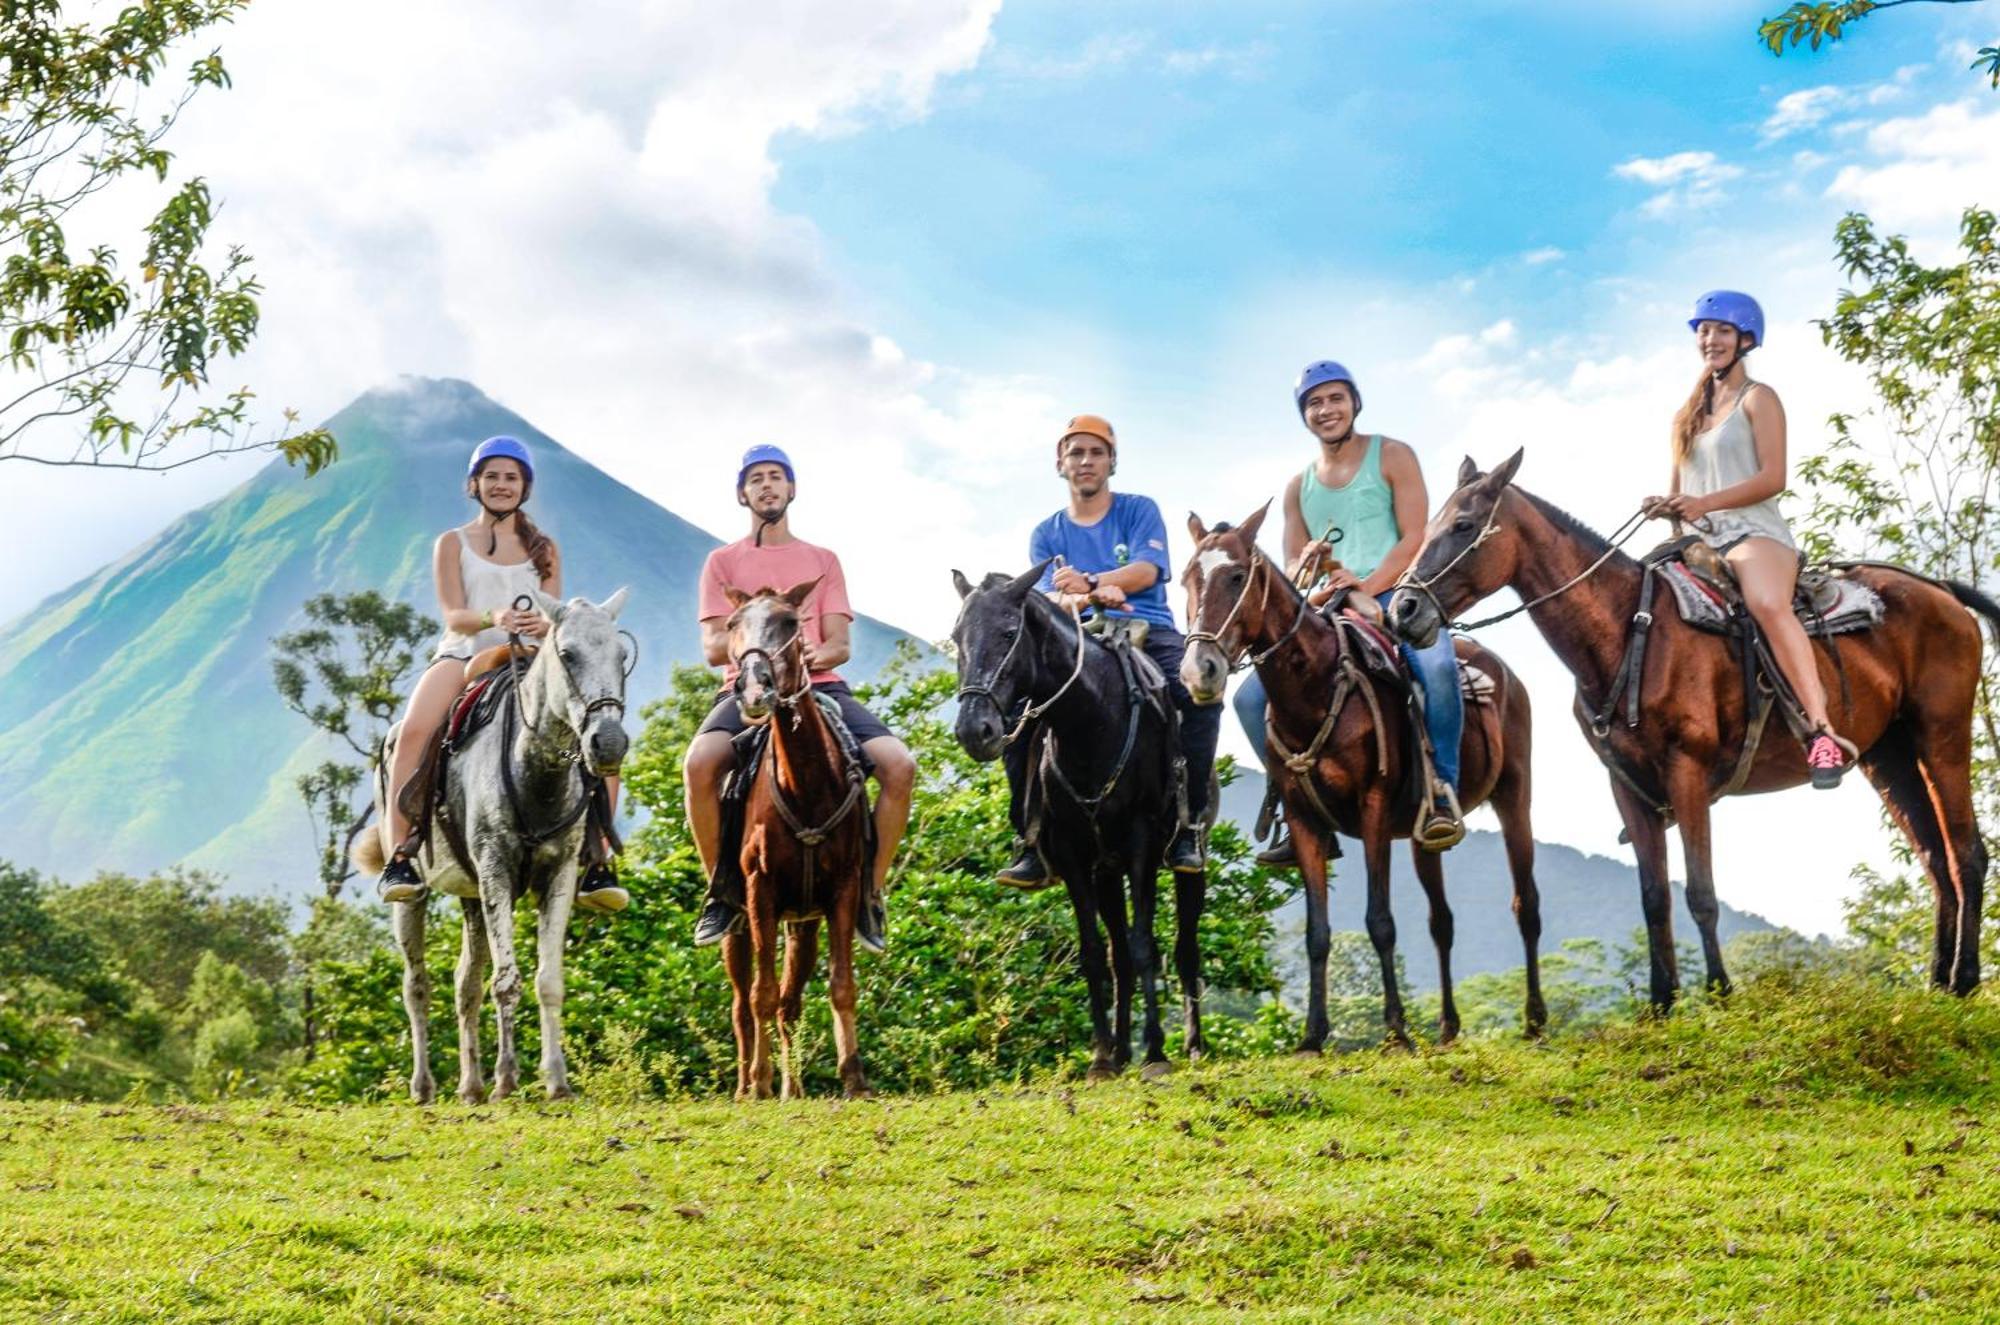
1255, 830, 1298, 868
1168, 829, 1206, 875
693, 898, 740, 947
575, 862, 630, 914
996, 846, 1052, 890
376, 855, 426, 905
857, 889, 887, 956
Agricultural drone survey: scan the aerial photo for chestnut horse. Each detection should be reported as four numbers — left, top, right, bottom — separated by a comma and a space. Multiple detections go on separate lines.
721, 580, 873, 1100
1181, 505, 1547, 1045
1389, 450, 2000, 1010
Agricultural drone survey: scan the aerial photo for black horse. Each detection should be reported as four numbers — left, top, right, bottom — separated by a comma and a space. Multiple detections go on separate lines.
951, 564, 1203, 1080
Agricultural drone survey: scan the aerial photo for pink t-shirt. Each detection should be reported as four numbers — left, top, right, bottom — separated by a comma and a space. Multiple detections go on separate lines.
698, 535, 854, 684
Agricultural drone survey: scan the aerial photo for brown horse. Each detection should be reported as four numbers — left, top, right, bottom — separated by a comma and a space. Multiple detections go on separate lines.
1180, 504, 1547, 1045
1388, 450, 2000, 1010
721, 580, 873, 1100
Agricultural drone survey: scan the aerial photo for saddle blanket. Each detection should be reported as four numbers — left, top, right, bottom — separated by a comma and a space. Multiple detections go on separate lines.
1660, 562, 1883, 637
1339, 607, 1494, 706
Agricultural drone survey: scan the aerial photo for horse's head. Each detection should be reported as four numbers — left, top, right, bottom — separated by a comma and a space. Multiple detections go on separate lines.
532, 586, 633, 777
1388, 447, 1524, 648
1179, 503, 1275, 705
949, 561, 1050, 762
725, 578, 818, 724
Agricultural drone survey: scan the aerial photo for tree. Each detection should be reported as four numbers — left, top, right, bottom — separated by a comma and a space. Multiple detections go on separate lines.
0, 1, 336, 472
271, 592, 436, 896
1758, 2, 2000, 88
1794, 207, 2000, 979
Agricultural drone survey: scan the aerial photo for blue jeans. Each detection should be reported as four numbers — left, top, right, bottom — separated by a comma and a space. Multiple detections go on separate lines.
1231, 592, 1462, 792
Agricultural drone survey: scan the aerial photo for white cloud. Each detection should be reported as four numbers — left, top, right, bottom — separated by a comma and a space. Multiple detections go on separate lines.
1825, 98, 2000, 245
1520, 246, 1565, 266
1612, 150, 1743, 216
1762, 85, 1845, 142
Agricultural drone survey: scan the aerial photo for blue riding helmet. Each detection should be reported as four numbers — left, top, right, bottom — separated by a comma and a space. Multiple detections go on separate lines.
737, 443, 796, 490
1688, 291, 1765, 349
1294, 360, 1362, 416
468, 435, 535, 482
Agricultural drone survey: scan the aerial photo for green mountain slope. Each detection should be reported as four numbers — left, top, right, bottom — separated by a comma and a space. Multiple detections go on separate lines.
0, 378, 915, 891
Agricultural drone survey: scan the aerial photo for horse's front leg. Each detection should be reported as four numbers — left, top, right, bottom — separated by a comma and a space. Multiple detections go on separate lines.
746, 884, 780, 1101
476, 845, 525, 1100
394, 898, 435, 1105
1097, 863, 1136, 1072
1291, 818, 1334, 1054
723, 930, 755, 1101
1664, 757, 1730, 998
1608, 777, 1678, 1014
535, 854, 579, 1100
1359, 792, 1408, 1047
1410, 843, 1457, 1043
1126, 843, 1169, 1077
1172, 855, 1207, 1062
777, 919, 819, 1100
826, 880, 871, 1099
1063, 871, 1118, 1081
455, 897, 490, 1104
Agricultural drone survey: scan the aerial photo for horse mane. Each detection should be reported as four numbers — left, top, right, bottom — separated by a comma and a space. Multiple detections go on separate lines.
1517, 489, 1616, 561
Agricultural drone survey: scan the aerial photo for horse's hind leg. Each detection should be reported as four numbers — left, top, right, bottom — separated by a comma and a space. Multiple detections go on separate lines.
1491, 762, 1545, 1036
394, 899, 435, 1105
1410, 845, 1458, 1044
723, 931, 755, 1101
534, 863, 578, 1100
455, 897, 490, 1104
1908, 702, 1988, 995
1863, 722, 1970, 991
778, 920, 820, 1100
1172, 864, 1207, 1061
826, 896, 871, 1099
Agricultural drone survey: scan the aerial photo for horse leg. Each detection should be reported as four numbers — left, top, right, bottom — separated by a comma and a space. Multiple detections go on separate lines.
454, 897, 490, 1104
723, 930, 754, 1101
1864, 721, 1976, 991
1359, 795, 1407, 1047
746, 892, 780, 1101
1663, 758, 1730, 998
476, 858, 524, 1100
1292, 825, 1334, 1054
778, 919, 820, 1100
827, 891, 871, 1099
1173, 862, 1207, 1062
394, 898, 435, 1105
1610, 778, 1679, 1014
1063, 873, 1118, 1081
1491, 765, 1546, 1036
1127, 847, 1168, 1077
1913, 717, 1987, 995
1099, 864, 1137, 1072
534, 861, 578, 1100
1410, 844, 1457, 1044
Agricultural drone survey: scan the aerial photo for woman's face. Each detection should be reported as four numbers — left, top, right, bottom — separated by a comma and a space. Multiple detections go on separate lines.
1694, 320, 1745, 372
475, 460, 526, 512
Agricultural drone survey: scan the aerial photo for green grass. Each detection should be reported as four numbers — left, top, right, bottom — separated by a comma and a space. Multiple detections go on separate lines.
6, 976, 2000, 1322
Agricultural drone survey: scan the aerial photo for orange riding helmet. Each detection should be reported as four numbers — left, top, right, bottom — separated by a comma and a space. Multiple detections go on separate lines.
1055, 413, 1116, 470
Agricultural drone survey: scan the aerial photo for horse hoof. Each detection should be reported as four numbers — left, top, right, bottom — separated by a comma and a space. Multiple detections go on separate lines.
1085, 1065, 1121, 1084
545, 1083, 574, 1102
457, 1088, 487, 1106
781, 1081, 806, 1101
843, 1084, 875, 1101
1293, 1046, 1324, 1059
1140, 1060, 1174, 1082
410, 1080, 435, 1105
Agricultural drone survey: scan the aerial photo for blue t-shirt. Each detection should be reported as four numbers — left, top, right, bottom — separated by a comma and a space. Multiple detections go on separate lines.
1029, 493, 1177, 631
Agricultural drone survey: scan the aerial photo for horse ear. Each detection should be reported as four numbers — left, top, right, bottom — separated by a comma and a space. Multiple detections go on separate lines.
532, 589, 564, 621
1488, 447, 1524, 490
1010, 559, 1051, 595
1187, 512, 1209, 544
1237, 499, 1274, 546
952, 569, 976, 600
1458, 455, 1480, 487
783, 576, 824, 609
601, 586, 629, 620
722, 586, 752, 610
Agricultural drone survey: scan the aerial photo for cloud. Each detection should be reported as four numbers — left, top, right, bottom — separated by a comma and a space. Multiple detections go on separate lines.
1520, 246, 1565, 266
1761, 85, 1846, 142
1825, 97, 2000, 244
1612, 150, 1743, 216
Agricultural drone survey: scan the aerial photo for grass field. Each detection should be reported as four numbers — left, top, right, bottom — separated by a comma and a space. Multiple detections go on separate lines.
6, 975, 2000, 1322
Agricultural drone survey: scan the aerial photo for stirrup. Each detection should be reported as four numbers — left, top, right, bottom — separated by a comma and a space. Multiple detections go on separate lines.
1416, 786, 1465, 853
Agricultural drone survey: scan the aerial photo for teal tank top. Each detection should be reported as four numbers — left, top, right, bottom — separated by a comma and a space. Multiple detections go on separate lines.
1298, 435, 1399, 578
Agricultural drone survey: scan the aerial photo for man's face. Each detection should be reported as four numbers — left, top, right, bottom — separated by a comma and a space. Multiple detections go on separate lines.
1058, 434, 1113, 497
741, 462, 794, 518
1302, 382, 1356, 443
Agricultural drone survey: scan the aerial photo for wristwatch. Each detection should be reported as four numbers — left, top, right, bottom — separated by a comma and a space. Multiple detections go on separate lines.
1085, 572, 1100, 591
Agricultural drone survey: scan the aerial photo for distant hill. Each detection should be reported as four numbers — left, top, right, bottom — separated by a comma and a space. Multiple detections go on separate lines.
0, 378, 919, 892
1215, 768, 1781, 991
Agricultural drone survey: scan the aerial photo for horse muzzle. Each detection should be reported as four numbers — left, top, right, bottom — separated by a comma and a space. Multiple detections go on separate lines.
953, 698, 1006, 763
1181, 641, 1228, 706
586, 721, 629, 778
1386, 588, 1441, 648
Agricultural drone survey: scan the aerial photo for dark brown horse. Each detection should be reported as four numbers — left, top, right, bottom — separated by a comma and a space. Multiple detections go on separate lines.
1389, 450, 2000, 1010
1180, 505, 1547, 1045
721, 581, 873, 1100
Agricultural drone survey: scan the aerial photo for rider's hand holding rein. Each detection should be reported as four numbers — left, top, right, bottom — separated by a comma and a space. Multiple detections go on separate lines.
493, 604, 550, 639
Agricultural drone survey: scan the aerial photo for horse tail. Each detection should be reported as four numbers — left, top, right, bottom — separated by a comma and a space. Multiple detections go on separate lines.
1946, 579, 2000, 644
352, 829, 387, 876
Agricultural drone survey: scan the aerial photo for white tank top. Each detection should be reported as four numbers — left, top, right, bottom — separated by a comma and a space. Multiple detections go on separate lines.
432, 529, 545, 660
1677, 382, 1795, 551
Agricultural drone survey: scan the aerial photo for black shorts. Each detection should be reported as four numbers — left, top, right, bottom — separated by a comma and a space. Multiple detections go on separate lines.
695, 680, 895, 745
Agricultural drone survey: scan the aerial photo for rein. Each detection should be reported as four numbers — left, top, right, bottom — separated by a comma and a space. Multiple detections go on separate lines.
737, 621, 867, 895
955, 597, 1089, 745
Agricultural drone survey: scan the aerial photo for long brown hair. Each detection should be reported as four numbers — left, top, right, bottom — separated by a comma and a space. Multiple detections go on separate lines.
467, 467, 557, 584
1669, 369, 1717, 469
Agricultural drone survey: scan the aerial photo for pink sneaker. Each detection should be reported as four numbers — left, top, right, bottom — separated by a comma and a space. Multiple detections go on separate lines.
1807, 733, 1848, 789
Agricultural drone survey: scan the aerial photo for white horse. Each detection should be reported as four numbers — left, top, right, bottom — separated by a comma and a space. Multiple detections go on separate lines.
356, 588, 631, 1103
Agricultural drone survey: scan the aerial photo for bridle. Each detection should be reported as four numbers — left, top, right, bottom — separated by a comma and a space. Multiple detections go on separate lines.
505, 594, 630, 766
954, 594, 1088, 746
1184, 546, 1309, 675
732, 619, 814, 718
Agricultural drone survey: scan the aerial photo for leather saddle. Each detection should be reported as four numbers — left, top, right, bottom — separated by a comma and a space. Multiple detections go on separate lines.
395, 644, 536, 849
1651, 537, 1884, 638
